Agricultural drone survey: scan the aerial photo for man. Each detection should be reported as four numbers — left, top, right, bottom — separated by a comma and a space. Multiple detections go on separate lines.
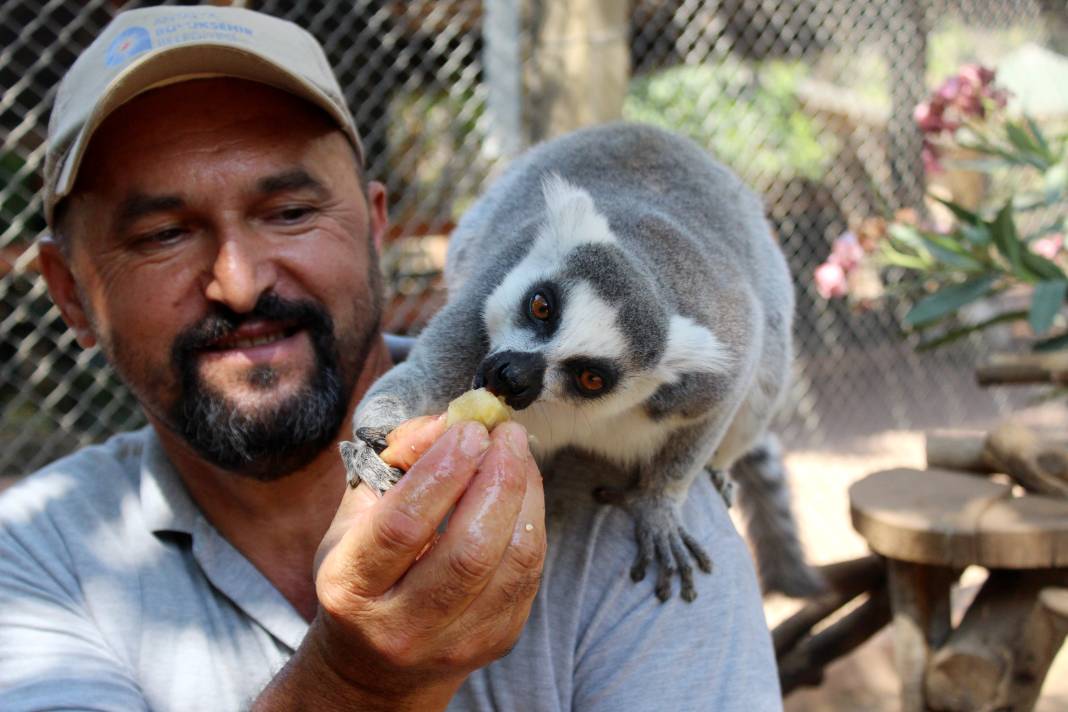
0, 6, 780, 711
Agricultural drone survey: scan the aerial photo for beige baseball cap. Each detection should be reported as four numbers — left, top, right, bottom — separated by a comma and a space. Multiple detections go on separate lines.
43, 5, 363, 226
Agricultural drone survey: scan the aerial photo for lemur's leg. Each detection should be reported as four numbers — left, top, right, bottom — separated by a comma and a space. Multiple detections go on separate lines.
594, 485, 712, 602
342, 304, 486, 493
594, 424, 720, 603
730, 433, 825, 598
340, 438, 403, 493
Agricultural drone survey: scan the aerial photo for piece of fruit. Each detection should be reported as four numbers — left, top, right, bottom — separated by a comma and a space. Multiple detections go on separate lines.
445, 388, 512, 430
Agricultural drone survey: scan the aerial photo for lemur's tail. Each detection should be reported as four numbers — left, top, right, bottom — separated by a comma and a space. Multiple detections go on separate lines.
730, 433, 825, 598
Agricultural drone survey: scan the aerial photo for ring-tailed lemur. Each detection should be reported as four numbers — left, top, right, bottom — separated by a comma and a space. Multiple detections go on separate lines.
341, 122, 823, 601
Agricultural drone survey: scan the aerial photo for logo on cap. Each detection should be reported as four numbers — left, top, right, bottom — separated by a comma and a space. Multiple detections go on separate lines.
105, 26, 152, 67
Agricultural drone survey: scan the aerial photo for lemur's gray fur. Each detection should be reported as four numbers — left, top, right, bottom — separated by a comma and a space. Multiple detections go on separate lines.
341, 123, 822, 602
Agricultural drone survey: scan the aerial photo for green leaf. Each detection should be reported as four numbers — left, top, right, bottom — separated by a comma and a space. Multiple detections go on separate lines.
956, 139, 1035, 167
1029, 280, 1068, 335
990, 203, 1024, 277
1027, 116, 1053, 161
919, 234, 985, 271
880, 250, 930, 271
1006, 121, 1050, 169
916, 310, 1027, 351
1019, 248, 1066, 281
931, 195, 979, 225
1044, 162, 1067, 205
959, 222, 991, 246
888, 222, 926, 249
1035, 331, 1068, 352
904, 275, 997, 328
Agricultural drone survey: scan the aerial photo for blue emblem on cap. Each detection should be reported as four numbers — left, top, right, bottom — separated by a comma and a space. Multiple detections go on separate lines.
105, 26, 152, 67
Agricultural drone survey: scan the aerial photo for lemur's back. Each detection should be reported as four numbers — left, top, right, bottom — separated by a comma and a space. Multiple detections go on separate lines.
447, 124, 791, 333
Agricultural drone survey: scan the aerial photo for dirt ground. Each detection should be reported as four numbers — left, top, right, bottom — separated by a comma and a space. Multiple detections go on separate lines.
771, 417, 1068, 711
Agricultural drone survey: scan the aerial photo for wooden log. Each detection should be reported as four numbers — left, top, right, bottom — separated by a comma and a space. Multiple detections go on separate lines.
887, 560, 956, 712
1041, 586, 1068, 627
984, 422, 1068, 498
924, 569, 1068, 712
976, 351, 1068, 386
925, 430, 996, 473
850, 468, 1012, 567
778, 586, 892, 695
773, 555, 885, 656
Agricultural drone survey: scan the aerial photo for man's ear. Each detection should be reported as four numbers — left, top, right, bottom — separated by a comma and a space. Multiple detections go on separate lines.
37, 237, 97, 349
367, 180, 389, 252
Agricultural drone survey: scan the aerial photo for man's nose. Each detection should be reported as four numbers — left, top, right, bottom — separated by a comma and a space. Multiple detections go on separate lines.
203, 229, 277, 313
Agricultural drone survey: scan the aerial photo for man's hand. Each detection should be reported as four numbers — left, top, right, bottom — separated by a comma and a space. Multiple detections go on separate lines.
256, 418, 546, 711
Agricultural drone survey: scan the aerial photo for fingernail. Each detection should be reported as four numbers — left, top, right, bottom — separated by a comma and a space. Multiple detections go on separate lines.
504, 424, 529, 459
459, 422, 491, 458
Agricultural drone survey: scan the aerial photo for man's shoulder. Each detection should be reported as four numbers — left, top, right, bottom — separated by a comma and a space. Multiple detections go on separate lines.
458, 452, 781, 711
0, 428, 150, 539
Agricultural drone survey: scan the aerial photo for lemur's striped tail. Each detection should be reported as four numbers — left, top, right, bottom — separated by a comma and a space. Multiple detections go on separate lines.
730, 433, 825, 598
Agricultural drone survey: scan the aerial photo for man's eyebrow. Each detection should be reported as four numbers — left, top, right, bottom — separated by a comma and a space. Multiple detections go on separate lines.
115, 194, 185, 230
256, 169, 329, 198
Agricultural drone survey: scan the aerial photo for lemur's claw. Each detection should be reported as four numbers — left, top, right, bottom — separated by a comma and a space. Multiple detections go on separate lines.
597, 490, 712, 603
340, 438, 403, 493
355, 426, 391, 454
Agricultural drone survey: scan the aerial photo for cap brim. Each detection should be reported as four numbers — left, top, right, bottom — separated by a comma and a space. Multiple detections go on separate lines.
51, 43, 362, 215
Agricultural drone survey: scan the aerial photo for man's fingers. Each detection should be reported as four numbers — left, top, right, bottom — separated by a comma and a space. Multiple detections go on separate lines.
314, 482, 380, 577
318, 422, 490, 599
455, 426, 545, 647
380, 414, 447, 471
400, 422, 531, 623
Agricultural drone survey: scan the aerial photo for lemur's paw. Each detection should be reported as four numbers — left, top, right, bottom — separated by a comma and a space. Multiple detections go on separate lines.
594, 488, 713, 603
355, 426, 390, 454
339, 437, 403, 494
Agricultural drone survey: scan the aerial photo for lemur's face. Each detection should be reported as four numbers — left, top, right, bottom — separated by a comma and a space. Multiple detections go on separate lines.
478, 175, 726, 420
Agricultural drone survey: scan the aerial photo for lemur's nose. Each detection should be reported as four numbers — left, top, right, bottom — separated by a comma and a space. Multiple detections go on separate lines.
474, 350, 545, 410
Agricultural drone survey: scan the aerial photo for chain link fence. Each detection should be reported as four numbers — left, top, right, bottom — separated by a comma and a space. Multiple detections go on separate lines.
1, 0, 1062, 475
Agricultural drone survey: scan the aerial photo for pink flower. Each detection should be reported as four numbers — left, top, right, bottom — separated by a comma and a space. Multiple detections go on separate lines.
959, 64, 995, 88
1032, 234, 1064, 260
937, 76, 963, 103
815, 261, 848, 299
922, 140, 944, 173
830, 231, 865, 272
985, 87, 1010, 109
913, 102, 945, 134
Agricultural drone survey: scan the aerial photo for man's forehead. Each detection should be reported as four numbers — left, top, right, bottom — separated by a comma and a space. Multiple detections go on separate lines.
74, 78, 350, 193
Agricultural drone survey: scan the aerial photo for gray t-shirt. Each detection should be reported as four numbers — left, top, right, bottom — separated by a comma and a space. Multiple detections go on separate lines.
0, 427, 781, 711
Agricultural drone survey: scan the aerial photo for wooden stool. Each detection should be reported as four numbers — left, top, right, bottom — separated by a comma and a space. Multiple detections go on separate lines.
850, 468, 1068, 711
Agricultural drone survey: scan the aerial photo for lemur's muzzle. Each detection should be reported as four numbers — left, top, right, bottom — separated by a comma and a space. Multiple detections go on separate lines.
475, 350, 545, 410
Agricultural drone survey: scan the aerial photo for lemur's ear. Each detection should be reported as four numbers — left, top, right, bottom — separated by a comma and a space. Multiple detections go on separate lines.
539, 173, 614, 249
657, 314, 731, 379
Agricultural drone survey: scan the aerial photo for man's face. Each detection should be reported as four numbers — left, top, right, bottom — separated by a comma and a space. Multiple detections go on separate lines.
47, 79, 386, 479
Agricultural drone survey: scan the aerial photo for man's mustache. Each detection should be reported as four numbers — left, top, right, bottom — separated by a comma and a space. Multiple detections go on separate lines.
171, 293, 334, 360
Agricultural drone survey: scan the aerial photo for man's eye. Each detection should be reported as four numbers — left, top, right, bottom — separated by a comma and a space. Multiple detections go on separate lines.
138, 227, 186, 246
271, 206, 315, 223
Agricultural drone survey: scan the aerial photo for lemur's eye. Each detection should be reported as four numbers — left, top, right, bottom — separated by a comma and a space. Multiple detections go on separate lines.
576, 369, 605, 393
529, 293, 552, 321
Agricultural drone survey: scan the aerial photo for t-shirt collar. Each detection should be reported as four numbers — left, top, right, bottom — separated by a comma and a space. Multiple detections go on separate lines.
139, 427, 199, 536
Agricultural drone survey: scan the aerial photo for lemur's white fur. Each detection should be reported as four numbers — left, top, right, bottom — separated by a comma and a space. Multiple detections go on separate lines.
658, 315, 732, 381
481, 181, 732, 467
540, 174, 616, 249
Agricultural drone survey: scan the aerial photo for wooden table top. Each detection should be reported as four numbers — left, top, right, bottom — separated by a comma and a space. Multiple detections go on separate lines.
850, 468, 1068, 568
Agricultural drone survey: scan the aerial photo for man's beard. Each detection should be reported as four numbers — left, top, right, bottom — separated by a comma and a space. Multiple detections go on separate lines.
165, 292, 376, 480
